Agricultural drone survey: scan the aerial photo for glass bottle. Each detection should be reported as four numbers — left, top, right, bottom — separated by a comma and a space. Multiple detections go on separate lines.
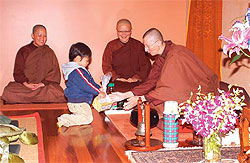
107, 83, 114, 94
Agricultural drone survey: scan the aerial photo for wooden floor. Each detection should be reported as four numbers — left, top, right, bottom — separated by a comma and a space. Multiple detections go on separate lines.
1, 100, 249, 163
0, 102, 130, 163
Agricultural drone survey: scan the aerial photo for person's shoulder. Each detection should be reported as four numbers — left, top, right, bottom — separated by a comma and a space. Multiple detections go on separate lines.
18, 42, 34, 51
76, 67, 90, 75
130, 37, 143, 45
169, 43, 191, 55
167, 43, 198, 63
129, 38, 144, 51
42, 44, 54, 51
39, 45, 57, 55
106, 38, 119, 46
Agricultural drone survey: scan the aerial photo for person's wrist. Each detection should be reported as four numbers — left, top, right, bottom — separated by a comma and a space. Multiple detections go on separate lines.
125, 91, 134, 99
23, 82, 28, 86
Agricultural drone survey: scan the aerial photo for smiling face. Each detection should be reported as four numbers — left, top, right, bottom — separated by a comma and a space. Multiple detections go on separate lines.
31, 27, 47, 47
116, 22, 132, 44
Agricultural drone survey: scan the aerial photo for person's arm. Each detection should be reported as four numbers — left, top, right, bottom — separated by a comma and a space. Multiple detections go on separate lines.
102, 43, 119, 80
41, 80, 50, 85
75, 68, 101, 95
132, 43, 152, 81
109, 91, 134, 102
42, 47, 61, 85
123, 95, 146, 110
13, 48, 29, 84
146, 52, 199, 106
131, 56, 165, 96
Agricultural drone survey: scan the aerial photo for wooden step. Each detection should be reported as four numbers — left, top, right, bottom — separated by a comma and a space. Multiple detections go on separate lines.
0, 97, 67, 111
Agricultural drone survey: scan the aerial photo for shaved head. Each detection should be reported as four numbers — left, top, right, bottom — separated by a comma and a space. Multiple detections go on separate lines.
143, 28, 165, 56
116, 19, 132, 43
143, 28, 164, 43
32, 24, 46, 34
116, 19, 132, 29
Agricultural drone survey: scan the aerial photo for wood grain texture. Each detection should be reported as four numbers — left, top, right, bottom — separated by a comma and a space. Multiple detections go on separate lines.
0, 101, 130, 163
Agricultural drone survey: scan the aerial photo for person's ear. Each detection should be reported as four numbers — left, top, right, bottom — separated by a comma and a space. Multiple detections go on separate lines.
156, 40, 162, 46
75, 55, 82, 62
31, 34, 34, 40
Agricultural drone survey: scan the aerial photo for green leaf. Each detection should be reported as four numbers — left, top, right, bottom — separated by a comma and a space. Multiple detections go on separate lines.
230, 54, 242, 64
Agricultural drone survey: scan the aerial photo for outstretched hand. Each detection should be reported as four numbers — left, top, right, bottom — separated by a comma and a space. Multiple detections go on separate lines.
98, 87, 106, 98
124, 95, 146, 110
123, 96, 139, 110
116, 77, 138, 83
109, 91, 135, 102
109, 92, 127, 102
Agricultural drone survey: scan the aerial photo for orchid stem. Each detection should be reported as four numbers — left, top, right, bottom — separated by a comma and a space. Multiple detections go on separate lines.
240, 48, 250, 58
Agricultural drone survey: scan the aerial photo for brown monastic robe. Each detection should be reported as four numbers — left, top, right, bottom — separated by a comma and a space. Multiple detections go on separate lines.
102, 38, 151, 92
102, 38, 151, 80
2, 44, 66, 103
132, 41, 219, 114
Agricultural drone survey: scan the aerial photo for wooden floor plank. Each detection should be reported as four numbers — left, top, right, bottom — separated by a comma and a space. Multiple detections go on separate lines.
1, 106, 129, 163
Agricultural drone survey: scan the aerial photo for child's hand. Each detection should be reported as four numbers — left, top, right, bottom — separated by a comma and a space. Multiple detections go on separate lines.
99, 91, 106, 98
99, 87, 104, 92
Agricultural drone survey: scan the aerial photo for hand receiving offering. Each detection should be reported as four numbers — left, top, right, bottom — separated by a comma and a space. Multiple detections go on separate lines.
109, 92, 126, 102
123, 96, 139, 110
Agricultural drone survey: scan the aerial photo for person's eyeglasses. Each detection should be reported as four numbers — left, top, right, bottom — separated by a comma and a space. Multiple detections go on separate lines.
117, 30, 131, 34
144, 40, 158, 52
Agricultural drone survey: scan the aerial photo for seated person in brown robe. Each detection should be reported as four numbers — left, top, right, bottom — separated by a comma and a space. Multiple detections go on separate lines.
1, 24, 66, 104
110, 28, 220, 126
102, 19, 151, 92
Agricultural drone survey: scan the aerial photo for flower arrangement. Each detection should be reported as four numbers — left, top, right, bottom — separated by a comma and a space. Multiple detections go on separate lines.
219, 8, 250, 64
179, 85, 245, 138
179, 85, 245, 161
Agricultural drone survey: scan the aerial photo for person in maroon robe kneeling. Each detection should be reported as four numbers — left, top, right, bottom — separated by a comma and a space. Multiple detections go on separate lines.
102, 19, 152, 92
109, 28, 220, 130
1, 24, 66, 104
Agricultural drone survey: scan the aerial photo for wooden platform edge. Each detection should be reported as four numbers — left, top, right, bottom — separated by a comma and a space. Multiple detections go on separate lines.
0, 96, 68, 111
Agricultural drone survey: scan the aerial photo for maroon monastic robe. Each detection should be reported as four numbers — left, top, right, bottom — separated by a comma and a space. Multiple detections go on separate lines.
102, 38, 151, 92
1, 43, 66, 103
132, 41, 219, 114
102, 37, 151, 81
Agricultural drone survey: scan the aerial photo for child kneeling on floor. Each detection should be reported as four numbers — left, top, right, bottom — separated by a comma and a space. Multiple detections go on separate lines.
57, 42, 105, 127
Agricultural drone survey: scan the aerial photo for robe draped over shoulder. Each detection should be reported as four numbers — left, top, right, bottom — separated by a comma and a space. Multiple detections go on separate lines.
24, 45, 61, 84
1, 44, 66, 104
132, 41, 219, 114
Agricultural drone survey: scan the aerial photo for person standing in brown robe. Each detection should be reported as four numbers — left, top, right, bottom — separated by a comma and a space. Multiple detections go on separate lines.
1, 24, 66, 104
102, 19, 151, 92
109, 28, 219, 115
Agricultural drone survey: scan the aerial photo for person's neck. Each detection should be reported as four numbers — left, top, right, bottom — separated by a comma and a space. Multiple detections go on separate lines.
119, 38, 130, 45
32, 42, 44, 47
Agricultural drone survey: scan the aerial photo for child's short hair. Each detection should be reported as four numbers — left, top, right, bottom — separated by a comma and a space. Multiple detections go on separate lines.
69, 42, 92, 61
